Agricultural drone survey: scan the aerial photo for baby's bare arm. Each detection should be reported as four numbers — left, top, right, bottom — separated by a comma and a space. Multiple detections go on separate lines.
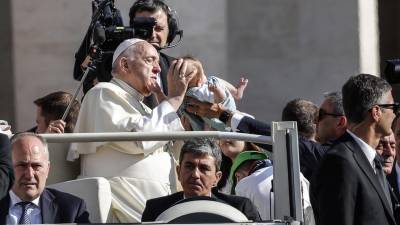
218, 77, 248, 100
208, 83, 226, 103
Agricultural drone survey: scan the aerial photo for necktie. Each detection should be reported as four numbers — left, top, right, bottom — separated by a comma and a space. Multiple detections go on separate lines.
17, 201, 32, 224
374, 154, 393, 212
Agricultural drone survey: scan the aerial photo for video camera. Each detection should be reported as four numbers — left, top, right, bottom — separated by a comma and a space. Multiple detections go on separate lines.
91, 0, 156, 51
384, 59, 400, 85
73, 0, 157, 93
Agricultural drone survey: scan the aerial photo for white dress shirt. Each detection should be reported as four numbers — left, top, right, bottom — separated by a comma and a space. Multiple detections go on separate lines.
230, 113, 255, 132
6, 190, 41, 225
347, 130, 377, 171
235, 167, 313, 223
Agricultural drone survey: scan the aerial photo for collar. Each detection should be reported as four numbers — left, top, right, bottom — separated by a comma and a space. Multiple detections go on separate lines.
183, 193, 212, 199
9, 190, 40, 207
347, 130, 377, 168
111, 77, 144, 102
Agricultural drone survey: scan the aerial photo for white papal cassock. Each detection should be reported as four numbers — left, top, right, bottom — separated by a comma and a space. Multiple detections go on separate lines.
68, 78, 184, 223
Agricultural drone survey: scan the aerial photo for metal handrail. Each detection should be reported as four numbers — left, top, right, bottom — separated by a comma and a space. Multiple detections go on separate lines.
40, 131, 272, 145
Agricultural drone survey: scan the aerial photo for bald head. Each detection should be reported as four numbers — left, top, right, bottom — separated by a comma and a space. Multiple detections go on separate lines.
11, 133, 50, 201
11, 133, 49, 160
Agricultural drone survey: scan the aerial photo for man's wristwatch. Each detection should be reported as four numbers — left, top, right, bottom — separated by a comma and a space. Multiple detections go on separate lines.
219, 110, 232, 124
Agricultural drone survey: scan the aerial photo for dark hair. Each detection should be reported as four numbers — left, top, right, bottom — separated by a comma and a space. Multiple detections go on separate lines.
179, 138, 222, 171
342, 74, 392, 124
129, 0, 170, 25
282, 98, 318, 139
324, 91, 344, 115
217, 142, 261, 190
34, 91, 80, 133
129, 0, 178, 44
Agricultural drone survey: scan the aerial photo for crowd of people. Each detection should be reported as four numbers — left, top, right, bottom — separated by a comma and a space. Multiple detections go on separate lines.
1, 0, 400, 225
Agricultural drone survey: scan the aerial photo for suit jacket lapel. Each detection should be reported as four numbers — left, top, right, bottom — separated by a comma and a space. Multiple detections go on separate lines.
388, 164, 400, 200
40, 189, 58, 224
0, 195, 10, 224
344, 134, 395, 222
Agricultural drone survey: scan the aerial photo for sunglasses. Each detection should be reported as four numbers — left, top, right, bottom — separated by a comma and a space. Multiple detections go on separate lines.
377, 103, 400, 114
318, 108, 344, 121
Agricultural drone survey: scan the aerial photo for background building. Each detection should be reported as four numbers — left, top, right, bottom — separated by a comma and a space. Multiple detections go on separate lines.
1, 0, 399, 131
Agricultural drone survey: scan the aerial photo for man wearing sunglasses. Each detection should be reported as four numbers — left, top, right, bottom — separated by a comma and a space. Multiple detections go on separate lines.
311, 74, 398, 225
316, 92, 347, 144
281, 98, 328, 181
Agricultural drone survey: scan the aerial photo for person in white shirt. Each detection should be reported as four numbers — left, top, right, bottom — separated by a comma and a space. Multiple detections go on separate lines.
68, 38, 195, 223
230, 151, 313, 224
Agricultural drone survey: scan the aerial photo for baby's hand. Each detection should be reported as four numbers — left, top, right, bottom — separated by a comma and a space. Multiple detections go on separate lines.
208, 83, 226, 103
233, 77, 248, 100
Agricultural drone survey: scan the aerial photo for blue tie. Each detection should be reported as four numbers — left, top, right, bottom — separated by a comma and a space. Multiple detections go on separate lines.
18, 201, 32, 224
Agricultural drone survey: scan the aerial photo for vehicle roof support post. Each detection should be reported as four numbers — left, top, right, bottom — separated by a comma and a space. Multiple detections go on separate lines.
272, 121, 303, 224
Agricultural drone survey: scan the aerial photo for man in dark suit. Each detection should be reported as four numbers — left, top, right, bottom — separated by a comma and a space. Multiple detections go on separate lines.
310, 74, 397, 225
0, 133, 90, 224
389, 117, 400, 201
0, 133, 13, 199
281, 98, 328, 180
376, 130, 400, 225
142, 138, 261, 222
316, 91, 347, 144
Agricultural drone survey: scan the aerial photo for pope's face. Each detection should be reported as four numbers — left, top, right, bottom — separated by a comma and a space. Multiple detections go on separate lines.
124, 43, 161, 96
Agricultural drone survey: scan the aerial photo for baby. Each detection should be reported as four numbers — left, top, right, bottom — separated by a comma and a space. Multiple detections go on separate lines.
152, 56, 248, 131
184, 56, 247, 104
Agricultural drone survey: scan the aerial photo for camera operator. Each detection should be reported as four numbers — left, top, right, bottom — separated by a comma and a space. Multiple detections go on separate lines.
129, 0, 180, 108
74, 0, 181, 109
